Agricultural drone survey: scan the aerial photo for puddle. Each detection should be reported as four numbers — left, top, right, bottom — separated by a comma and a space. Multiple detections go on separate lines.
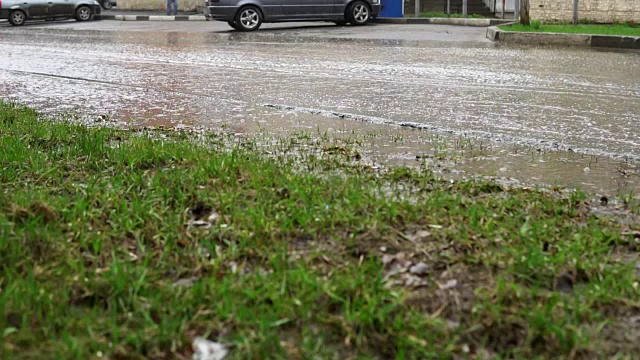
227, 107, 640, 197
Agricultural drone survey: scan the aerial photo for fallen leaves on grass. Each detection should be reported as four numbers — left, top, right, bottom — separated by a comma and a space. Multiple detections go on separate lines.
8, 202, 58, 223
382, 252, 429, 288
437, 279, 458, 291
192, 338, 228, 360
186, 203, 221, 231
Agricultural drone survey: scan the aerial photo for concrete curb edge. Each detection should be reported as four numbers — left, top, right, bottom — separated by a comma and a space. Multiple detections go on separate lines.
486, 25, 640, 49
373, 17, 514, 27
96, 14, 207, 21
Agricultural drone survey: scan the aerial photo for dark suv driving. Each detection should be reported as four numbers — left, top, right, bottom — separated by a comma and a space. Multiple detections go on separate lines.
206, 0, 380, 31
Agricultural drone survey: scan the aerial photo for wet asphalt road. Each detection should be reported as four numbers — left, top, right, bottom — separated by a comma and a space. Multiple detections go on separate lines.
1, 20, 639, 193
0, 19, 490, 41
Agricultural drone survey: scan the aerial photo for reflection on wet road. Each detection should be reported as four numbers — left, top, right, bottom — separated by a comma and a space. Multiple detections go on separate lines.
0, 25, 639, 195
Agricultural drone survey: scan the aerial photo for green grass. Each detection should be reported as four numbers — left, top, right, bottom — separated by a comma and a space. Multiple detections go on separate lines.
1, 102, 640, 358
419, 12, 487, 19
500, 23, 640, 36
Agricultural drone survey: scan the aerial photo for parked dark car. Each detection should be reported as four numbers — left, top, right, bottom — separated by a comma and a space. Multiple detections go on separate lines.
0, 0, 102, 26
206, 0, 380, 31
97, 0, 116, 10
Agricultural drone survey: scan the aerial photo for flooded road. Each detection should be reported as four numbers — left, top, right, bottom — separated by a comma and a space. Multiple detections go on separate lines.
1, 22, 639, 196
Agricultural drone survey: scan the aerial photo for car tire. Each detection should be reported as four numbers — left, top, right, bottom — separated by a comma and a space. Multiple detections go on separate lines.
103, 1, 113, 10
75, 5, 93, 22
347, 1, 370, 26
228, 21, 237, 30
8, 10, 26, 26
234, 6, 262, 32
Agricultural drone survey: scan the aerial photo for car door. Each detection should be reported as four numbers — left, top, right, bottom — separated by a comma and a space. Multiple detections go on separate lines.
23, 0, 49, 17
333, 0, 348, 16
261, 0, 284, 20
48, 0, 74, 16
282, 0, 333, 18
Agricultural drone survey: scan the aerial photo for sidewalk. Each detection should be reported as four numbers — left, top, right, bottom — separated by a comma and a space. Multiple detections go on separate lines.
375, 17, 513, 26
97, 9, 515, 26
102, 10, 200, 16
97, 9, 206, 21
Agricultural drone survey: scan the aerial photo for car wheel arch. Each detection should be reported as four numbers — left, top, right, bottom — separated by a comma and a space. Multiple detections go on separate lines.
9, 9, 28, 17
10, 6, 29, 15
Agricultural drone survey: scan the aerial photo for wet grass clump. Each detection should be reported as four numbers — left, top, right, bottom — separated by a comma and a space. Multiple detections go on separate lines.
1, 102, 639, 358
501, 23, 640, 36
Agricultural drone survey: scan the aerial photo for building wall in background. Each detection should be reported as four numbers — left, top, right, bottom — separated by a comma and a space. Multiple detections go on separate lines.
530, 0, 640, 23
118, 0, 203, 12
116, 0, 640, 21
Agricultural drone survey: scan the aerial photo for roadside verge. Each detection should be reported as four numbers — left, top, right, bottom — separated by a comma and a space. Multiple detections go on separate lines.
486, 25, 640, 49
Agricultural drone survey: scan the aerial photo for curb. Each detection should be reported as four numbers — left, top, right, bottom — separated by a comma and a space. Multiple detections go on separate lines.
95, 14, 206, 21
487, 25, 640, 49
373, 17, 514, 27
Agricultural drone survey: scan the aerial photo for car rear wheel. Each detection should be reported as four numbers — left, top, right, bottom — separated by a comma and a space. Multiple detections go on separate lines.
75, 5, 93, 21
234, 6, 262, 32
347, 1, 370, 26
103, 1, 113, 10
228, 21, 237, 30
8, 10, 26, 26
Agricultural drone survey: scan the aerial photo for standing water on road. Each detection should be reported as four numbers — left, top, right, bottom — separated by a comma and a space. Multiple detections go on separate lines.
0, 27, 639, 196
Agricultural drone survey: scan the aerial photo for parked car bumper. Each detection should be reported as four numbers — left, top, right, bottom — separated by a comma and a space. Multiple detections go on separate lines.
206, 6, 238, 22
371, 4, 380, 17
93, 5, 102, 14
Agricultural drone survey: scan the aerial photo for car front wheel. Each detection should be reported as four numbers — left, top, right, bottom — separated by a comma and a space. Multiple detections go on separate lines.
347, 1, 370, 26
75, 5, 93, 21
234, 6, 262, 32
8, 10, 26, 26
